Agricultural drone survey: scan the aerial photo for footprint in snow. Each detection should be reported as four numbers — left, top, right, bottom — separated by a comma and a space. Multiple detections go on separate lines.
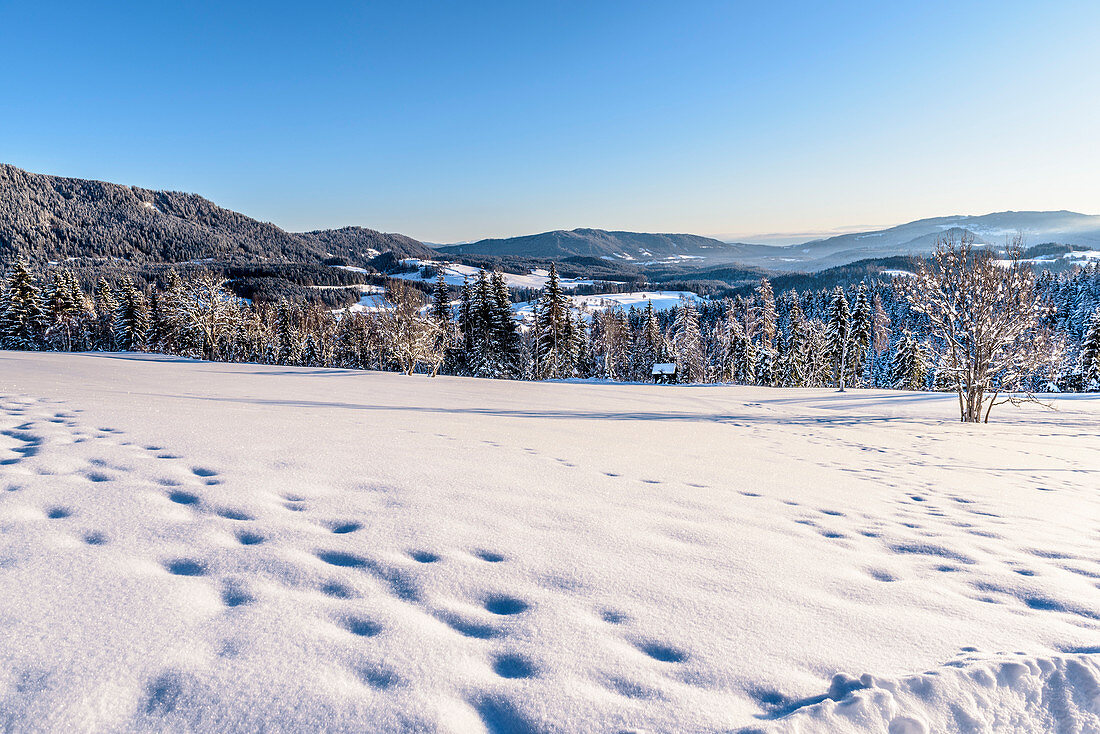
484, 595, 530, 615
492, 653, 536, 679
329, 521, 361, 534
638, 641, 687, 663
165, 559, 208, 576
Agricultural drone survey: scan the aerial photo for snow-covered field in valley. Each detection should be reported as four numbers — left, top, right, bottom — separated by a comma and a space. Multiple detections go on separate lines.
2, 351, 1099, 733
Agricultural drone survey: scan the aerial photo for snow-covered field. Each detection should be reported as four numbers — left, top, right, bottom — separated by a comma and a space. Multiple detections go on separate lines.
390, 261, 596, 290
512, 291, 704, 322
1, 351, 1099, 732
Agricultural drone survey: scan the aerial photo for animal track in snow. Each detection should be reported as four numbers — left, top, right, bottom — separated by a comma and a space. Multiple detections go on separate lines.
168, 491, 201, 506
638, 641, 687, 663
165, 559, 208, 576
357, 665, 399, 690
221, 583, 254, 608
474, 550, 505, 563
492, 653, 536, 679
215, 508, 252, 521
236, 531, 265, 546
329, 521, 361, 534
484, 595, 529, 615
342, 617, 383, 637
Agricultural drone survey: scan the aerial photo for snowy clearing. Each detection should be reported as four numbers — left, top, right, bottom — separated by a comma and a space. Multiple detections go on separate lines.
1, 351, 1099, 732
391, 260, 597, 290
512, 290, 704, 322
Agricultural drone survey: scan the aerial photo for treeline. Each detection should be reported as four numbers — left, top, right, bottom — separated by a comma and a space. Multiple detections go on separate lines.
2, 256, 1099, 394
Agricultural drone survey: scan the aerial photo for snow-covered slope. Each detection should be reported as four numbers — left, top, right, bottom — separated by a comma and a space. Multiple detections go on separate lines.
2, 352, 1099, 732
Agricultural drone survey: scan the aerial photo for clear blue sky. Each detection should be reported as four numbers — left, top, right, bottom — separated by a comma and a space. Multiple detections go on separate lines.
1, 1, 1098, 243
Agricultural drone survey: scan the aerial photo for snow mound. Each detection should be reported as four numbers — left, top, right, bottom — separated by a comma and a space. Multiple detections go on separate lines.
761, 652, 1100, 733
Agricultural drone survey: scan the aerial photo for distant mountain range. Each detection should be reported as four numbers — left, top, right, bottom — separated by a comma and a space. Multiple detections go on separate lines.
0, 163, 434, 266
436, 212, 1100, 272
3, 163, 1098, 276
734, 211, 1100, 271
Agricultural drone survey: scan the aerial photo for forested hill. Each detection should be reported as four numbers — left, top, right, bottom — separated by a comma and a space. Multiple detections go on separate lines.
437, 228, 763, 260
0, 163, 435, 266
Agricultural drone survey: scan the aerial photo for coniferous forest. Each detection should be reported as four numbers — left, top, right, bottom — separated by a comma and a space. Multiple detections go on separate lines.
3, 246, 1100, 400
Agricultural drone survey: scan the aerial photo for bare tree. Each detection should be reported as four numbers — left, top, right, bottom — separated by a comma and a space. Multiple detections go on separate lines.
897, 234, 1060, 422
173, 274, 241, 361
375, 282, 444, 376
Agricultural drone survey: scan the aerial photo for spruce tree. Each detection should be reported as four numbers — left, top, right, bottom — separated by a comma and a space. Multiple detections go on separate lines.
490, 271, 521, 378
275, 300, 301, 365
890, 330, 927, 391
825, 286, 852, 391
848, 282, 872, 385
533, 263, 574, 379
431, 270, 451, 326
632, 300, 663, 380
672, 297, 706, 383
458, 275, 474, 374
753, 277, 777, 351
113, 277, 149, 352
0, 258, 45, 350
1080, 309, 1100, 390
469, 270, 496, 377
94, 278, 118, 350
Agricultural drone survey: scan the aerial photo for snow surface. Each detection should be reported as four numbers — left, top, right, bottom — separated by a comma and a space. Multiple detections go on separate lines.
1, 351, 1099, 732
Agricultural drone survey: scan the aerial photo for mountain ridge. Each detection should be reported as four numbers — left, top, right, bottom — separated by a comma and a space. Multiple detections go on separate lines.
0, 163, 435, 266
437, 211, 1100, 272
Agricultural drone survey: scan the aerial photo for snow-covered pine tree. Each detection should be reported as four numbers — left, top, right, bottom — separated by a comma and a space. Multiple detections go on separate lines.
889, 330, 927, 391
755, 346, 776, 386
870, 292, 892, 387
533, 263, 574, 380
43, 270, 87, 351
468, 270, 496, 377
113, 277, 149, 352
753, 277, 777, 351
93, 278, 118, 350
783, 298, 810, 387
490, 271, 521, 378
672, 297, 706, 383
630, 300, 663, 380
431, 270, 451, 326
457, 275, 475, 374
275, 300, 301, 365
0, 258, 45, 350
825, 286, 852, 391
848, 282, 872, 386
1080, 309, 1100, 390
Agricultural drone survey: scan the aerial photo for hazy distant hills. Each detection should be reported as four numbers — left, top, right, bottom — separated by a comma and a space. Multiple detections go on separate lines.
0, 163, 434, 266
437, 228, 764, 262
731, 212, 1100, 271
436, 212, 1100, 272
